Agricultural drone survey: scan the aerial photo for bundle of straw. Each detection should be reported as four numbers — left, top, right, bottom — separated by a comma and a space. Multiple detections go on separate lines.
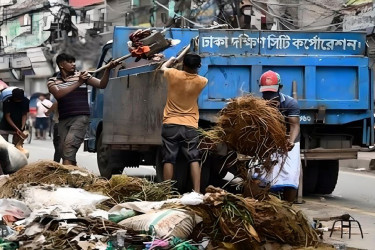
202, 95, 289, 173
101, 175, 178, 207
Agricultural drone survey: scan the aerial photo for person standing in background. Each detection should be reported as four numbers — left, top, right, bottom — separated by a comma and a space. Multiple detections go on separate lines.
45, 100, 61, 163
35, 94, 50, 140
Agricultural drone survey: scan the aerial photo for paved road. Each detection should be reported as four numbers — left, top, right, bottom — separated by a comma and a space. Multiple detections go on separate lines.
23, 137, 156, 177
24, 138, 375, 248
299, 168, 375, 249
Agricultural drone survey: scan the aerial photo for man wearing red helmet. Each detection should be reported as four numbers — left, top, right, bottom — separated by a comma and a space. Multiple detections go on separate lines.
259, 70, 301, 203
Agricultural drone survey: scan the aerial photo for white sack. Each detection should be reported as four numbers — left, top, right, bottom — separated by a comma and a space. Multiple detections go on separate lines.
119, 209, 197, 239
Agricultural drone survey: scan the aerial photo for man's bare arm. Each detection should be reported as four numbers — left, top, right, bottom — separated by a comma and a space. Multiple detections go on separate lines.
87, 61, 121, 89
160, 57, 176, 71
21, 113, 27, 131
48, 80, 82, 99
5, 113, 21, 133
288, 116, 300, 144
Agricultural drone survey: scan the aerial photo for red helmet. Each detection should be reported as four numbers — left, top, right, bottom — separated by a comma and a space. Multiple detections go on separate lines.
259, 70, 280, 92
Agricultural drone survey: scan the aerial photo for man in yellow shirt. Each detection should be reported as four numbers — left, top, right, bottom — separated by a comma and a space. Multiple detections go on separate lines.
160, 53, 208, 192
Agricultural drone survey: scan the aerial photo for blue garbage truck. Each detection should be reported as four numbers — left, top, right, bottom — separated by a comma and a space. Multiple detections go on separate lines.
84, 27, 373, 194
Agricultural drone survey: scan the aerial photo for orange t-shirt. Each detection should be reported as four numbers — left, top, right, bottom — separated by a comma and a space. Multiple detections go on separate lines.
163, 68, 208, 128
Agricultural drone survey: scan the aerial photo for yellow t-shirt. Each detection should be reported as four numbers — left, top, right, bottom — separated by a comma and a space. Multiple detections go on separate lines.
163, 68, 208, 128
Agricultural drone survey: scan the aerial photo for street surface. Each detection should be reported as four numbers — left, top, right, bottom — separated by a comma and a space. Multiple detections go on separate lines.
24, 138, 375, 249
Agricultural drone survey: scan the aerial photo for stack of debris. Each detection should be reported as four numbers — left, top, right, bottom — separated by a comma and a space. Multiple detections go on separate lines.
0, 159, 329, 249
0, 96, 332, 249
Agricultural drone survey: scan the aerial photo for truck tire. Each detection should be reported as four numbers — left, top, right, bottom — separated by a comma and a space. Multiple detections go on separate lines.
96, 133, 125, 179
302, 160, 319, 195
315, 160, 339, 194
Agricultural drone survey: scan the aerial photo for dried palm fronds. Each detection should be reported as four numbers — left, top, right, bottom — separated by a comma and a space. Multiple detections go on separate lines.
164, 186, 319, 248
202, 95, 289, 174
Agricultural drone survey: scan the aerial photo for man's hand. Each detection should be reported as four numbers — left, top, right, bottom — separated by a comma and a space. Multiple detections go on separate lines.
79, 71, 90, 84
17, 130, 28, 140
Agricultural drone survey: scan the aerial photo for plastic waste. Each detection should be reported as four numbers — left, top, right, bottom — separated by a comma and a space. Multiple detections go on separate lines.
109, 208, 137, 223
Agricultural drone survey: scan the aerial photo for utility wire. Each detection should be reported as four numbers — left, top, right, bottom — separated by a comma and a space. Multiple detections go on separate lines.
154, 0, 205, 27
251, 0, 298, 28
251, 0, 343, 31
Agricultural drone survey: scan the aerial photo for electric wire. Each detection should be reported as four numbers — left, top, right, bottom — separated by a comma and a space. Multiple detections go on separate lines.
154, 0, 205, 27
251, 0, 343, 31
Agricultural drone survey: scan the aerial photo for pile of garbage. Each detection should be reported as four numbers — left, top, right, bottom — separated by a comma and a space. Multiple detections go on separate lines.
0, 160, 330, 249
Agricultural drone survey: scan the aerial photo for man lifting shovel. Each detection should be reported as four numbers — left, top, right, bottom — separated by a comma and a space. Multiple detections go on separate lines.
48, 29, 178, 166
47, 53, 120, 166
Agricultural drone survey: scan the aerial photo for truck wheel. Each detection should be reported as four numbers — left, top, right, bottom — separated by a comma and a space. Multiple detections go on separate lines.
315, 160, 339, 194
97, 133, 124, 179
302, 160, 319, 195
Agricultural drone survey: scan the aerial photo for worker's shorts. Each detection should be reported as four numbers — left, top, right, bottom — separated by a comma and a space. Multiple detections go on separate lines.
58, 115, 89, 163
161, 124, 200, 165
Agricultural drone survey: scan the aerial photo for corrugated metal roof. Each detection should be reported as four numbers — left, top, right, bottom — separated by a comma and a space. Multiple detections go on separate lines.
5, 0, 48, 18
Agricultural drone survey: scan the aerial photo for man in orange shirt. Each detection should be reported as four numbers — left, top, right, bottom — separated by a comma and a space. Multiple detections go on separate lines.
160, 53, 208, 192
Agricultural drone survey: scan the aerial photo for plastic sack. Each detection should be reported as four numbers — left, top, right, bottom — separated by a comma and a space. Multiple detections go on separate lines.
108, 208, 137, 223
0, 135, 28, 174
180, 192, 204, 206
21, 186, 109, 212
119, 209, 197, 239
0, 199, 31, 219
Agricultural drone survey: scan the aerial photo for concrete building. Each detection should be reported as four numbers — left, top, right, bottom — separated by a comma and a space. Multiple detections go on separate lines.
0, 0, 111, 95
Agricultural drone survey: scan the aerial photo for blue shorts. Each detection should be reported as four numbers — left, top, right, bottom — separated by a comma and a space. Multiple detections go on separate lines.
35, 117, 49, 130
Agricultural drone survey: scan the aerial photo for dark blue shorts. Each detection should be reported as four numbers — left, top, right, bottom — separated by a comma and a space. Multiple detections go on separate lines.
35, 117, 49, 130
161, 124, 200, 165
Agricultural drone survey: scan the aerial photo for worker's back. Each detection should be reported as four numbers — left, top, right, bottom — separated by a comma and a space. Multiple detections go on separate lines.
163, 68, 207, 128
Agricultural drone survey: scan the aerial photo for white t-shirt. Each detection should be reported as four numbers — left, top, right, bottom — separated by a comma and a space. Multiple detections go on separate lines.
36, 101, 49, 118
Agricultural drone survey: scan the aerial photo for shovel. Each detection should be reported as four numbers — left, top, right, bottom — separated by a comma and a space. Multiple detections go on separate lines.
93, 29, 181, 74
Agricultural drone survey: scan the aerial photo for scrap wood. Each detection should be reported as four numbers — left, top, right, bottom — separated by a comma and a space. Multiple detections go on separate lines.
163, 186, 319, 248
201, 95, 289, 177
